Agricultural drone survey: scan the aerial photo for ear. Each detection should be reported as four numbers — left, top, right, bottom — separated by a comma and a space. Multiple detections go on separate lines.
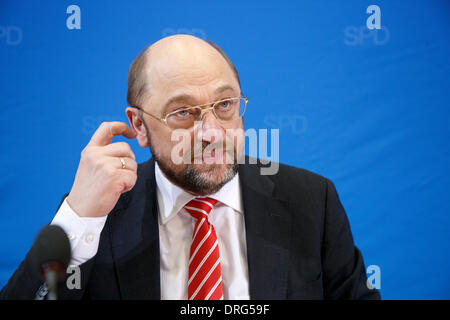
126, 107, 149, 148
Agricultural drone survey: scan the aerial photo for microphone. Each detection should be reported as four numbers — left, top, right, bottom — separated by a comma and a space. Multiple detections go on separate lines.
30, 225, 71, 300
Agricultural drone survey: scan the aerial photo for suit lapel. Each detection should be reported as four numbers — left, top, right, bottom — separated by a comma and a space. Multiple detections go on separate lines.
107, 158, 292, 300
239, 160, 293, 299
109, 159, 161, 299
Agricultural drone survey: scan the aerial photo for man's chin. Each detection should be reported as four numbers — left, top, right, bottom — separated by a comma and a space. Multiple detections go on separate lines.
199, 164, 236, 183
186, 162, 237, 191
157, 158, 238, 196
190, 162, 228, 173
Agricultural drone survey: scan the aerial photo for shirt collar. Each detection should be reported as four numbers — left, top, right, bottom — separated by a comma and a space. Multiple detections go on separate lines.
155, 161, 243, 225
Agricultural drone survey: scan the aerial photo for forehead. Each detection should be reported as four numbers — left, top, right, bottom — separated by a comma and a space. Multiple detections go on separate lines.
145, 39, 240, 107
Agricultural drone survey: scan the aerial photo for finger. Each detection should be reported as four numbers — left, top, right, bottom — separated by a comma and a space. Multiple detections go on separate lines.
110, 156, 137, 172
117, 170, 138, 194
88, 122, 137, 147
102, 142, 136, 160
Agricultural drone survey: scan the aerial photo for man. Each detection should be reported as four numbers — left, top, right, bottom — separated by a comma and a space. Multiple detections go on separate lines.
0, 35, 380, 300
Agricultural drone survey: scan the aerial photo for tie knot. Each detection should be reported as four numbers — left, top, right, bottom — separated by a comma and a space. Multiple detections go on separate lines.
184, 197, 218, 220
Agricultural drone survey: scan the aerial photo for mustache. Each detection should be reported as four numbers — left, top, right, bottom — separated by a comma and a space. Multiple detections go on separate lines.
182, 140, 236, 164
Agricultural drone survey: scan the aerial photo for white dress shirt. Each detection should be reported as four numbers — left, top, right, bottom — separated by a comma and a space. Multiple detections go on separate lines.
51, 162, 250, 300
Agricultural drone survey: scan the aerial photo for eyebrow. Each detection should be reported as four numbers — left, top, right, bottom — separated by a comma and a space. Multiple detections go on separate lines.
214, 84, 237, 95
161, 84, 238, 113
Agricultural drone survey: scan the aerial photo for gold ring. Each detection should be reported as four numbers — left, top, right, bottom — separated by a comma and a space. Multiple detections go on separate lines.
119, 157, 126, 169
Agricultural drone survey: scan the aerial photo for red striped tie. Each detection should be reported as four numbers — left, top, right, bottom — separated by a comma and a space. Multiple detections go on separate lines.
184, 197, 223, 300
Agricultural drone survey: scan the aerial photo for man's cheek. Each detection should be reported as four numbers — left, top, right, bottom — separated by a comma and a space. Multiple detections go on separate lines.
170, 129, 192, 165
225, 128, 245, 162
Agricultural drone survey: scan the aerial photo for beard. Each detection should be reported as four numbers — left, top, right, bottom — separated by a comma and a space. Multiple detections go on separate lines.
146, 129, 239, 196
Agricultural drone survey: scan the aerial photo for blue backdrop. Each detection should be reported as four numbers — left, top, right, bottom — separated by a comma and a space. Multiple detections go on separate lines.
1, 0, 449, 299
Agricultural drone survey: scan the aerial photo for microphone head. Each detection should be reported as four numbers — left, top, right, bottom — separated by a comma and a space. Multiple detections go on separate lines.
30, 225, 71, 277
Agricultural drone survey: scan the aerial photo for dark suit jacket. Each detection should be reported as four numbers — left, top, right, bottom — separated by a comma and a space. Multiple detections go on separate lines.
0, 158, 380, 299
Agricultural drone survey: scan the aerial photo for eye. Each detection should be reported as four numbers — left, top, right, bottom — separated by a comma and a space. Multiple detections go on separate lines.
173, 109, 191, 118
216, 100, 232, 111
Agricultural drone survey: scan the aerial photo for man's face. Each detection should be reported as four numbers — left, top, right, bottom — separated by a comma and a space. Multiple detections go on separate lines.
129, 36, 244, 195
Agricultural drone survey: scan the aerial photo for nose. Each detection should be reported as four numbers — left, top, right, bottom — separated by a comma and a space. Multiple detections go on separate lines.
195, 109, 224, 144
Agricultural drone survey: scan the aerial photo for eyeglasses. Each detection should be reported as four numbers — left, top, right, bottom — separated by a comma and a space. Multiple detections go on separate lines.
131, 93, 248, 130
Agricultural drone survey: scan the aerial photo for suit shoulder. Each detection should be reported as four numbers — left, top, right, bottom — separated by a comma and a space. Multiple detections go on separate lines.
265, 161, 331, 201
272, 162, 329, 186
